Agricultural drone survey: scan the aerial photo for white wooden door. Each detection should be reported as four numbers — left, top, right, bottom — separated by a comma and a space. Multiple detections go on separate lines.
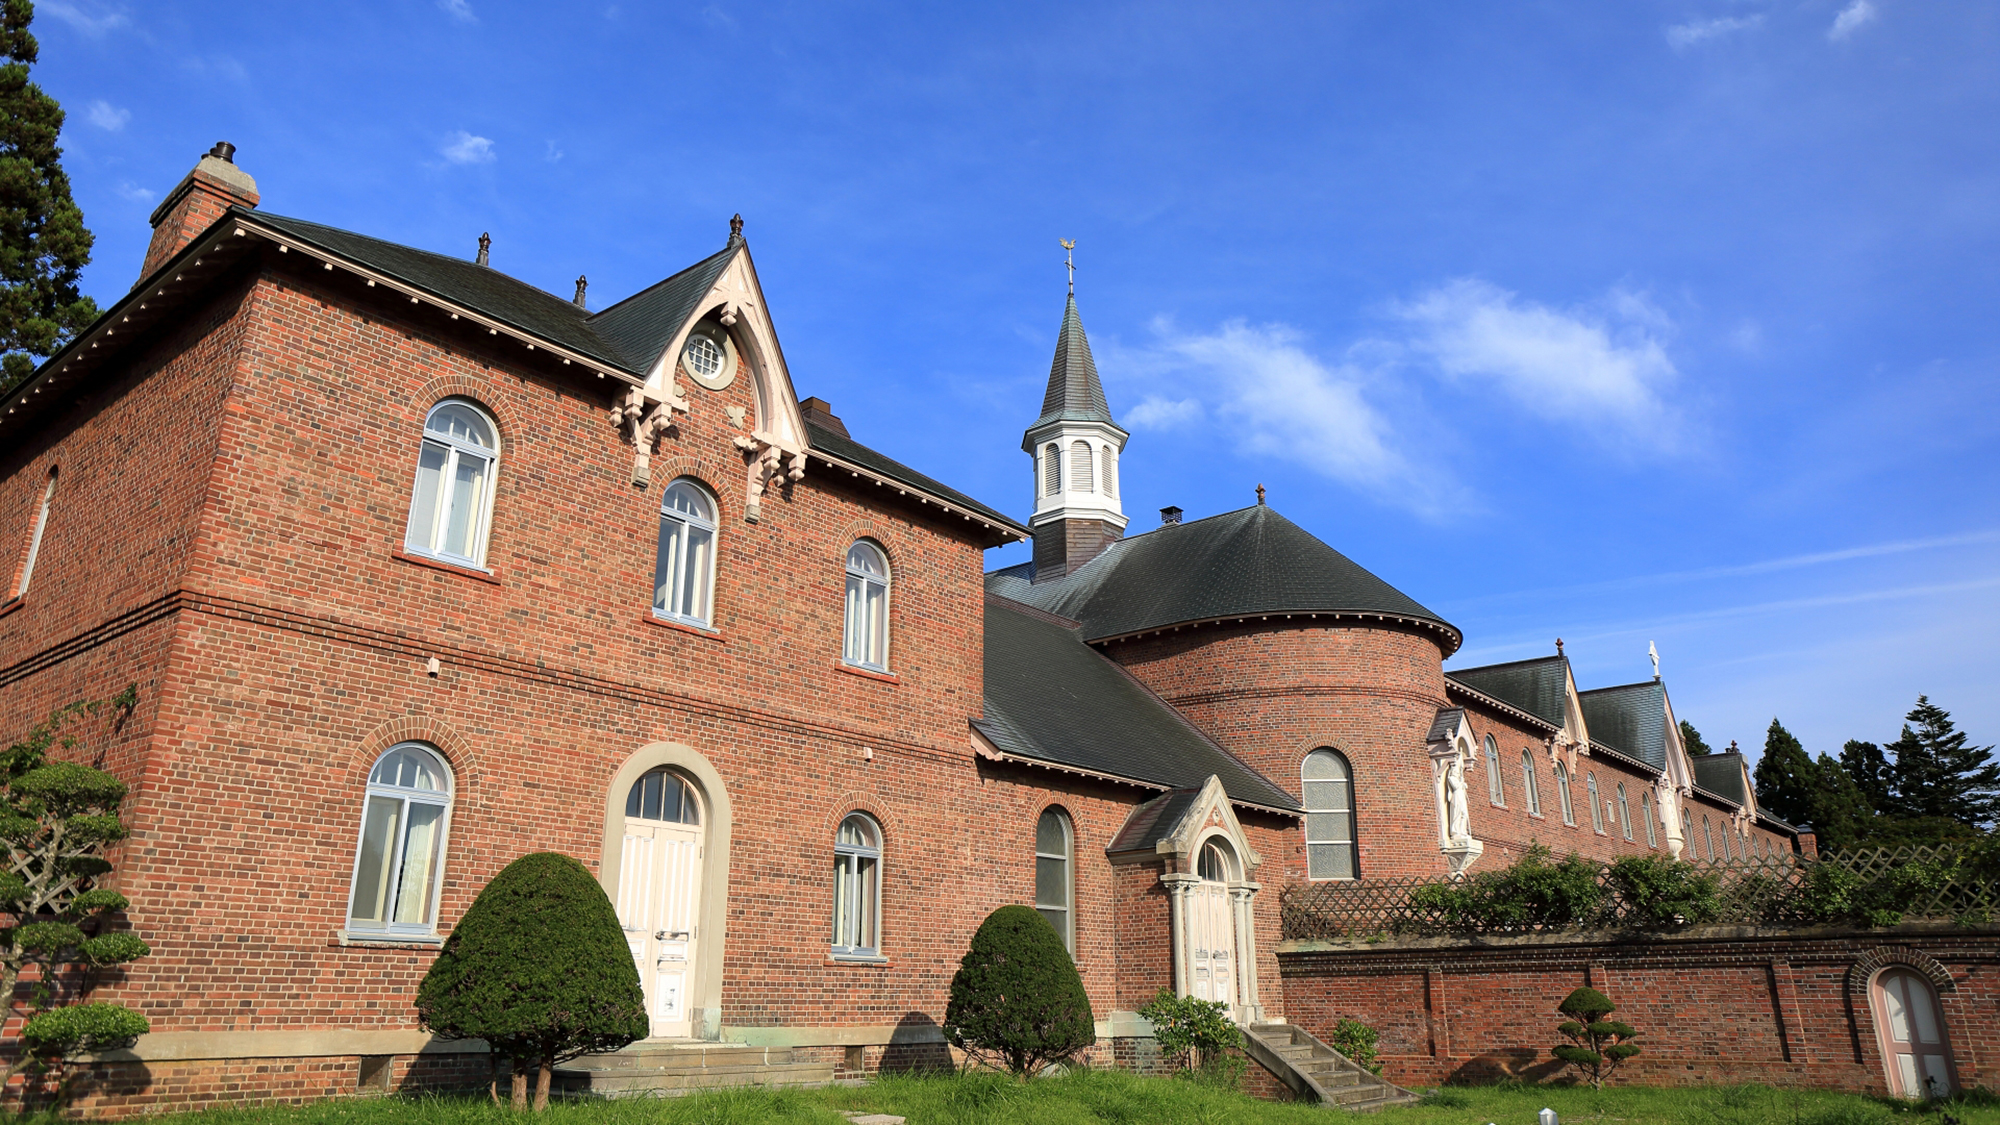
1187, 881, 1236, 1008
1874, 969, 1956, 1098
616, 819, 703, 1038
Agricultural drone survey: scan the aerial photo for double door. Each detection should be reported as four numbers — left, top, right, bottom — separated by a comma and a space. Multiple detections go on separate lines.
615, 819, 702, 1038
1186, 880, 1237, 1007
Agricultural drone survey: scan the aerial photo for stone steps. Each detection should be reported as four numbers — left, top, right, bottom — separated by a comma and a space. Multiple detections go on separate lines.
1240, 1023, 1419, 1111
552, 1042, 838, 1098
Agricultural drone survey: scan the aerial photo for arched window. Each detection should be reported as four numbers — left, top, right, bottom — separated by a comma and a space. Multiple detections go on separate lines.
1034, 809, 1074, 952
624, 767, 701, 824
1554, 760, 1575, 826
832, 813, 882, 958
1043, 444, 1061, 496
1587, 773, 1604, 832
1642, 793, 1658, 847
10, 466, 56, 600
1520, 750, 1541, 817
1616, 783, 1633, 840
1101, 446, 1118, 498
1197, 839, 1234, 882
406, 399, 499, 568
653, 479, 718, 628
348, 743, 453, 936
1303, 749, 1357, 880
842, 541, 890, 671
1483, 736, 1504, 806
1702, 815, 1716, 861
1069, 440, 1094, 492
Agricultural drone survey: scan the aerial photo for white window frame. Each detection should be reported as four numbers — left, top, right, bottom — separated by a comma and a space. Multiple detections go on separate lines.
1702, 815, 1717, 861
346, 743, 454, 941
1303, 748, 1358, 881
1587, 773, 1605, 833
11, 467, 56, 599
1554, 760, 1575, 826
1043, 443, 1061, 496
653, 478, 719, 629
1643, 793, 1659, 848
1617, 783, 1633, 840
404, 398, 500, 570
842, 540, 891, 672
1100, 445, 1118, 498
1034, 808, 1074, 953
1483, 736, 1504, 806
1520, 749, 1541, 817
832, 813, 883, 960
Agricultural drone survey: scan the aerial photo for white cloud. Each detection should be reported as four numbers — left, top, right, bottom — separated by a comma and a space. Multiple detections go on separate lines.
1665, 15, 1763, 49
84, 100, 129, 131
544, 139, 564, 162
113, 182, 155, 203
1389, 278, 1681, 448
437, 0, 476, 23
440, 131, 495, 165
1828, 0, 1876, 40
41, 2, 128, 36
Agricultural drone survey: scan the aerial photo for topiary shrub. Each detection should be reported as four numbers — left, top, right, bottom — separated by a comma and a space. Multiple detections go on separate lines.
1605, 855, 1720, 929
1551, 986, 1640, 1090
943, 905, 1095, 1077
416, 852, 646, 1111
1138, 989, 1243, 1086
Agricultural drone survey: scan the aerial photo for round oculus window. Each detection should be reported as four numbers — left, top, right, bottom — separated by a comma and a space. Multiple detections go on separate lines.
682, 330, 734, 389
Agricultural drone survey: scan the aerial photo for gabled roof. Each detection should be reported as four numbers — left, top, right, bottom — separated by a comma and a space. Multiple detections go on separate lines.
1026, 293, 1116, 433
976, 596, 1299, 812
804, 417, 1026, 537
1691, 751, 1752, 808
1447, 656, 1570, 728
983, 504, 1460, 653
1105, 789, 1205, 854
588, 242, 739, 372
1578, 680, 1670, 771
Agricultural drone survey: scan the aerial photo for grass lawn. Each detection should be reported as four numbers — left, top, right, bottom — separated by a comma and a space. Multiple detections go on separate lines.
98, 1071, 1999, 1125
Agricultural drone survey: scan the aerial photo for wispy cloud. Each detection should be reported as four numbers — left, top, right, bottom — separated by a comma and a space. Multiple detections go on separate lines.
544, 139, 564, 163
41, 1, 128, 36
1666, 15, 1763, 49
84, 100, 130, 131
437, 0, 476, 23
440, 131, 496, 165
1828, 0, 1876, 40
1389, 278, 1681, 450
113, 182, 156, 203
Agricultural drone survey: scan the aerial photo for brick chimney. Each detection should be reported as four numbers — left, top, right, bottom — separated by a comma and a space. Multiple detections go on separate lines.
138, 142, 259, 283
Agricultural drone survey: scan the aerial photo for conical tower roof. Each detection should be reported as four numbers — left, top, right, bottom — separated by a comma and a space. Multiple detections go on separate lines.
1028, 294, 1117, 431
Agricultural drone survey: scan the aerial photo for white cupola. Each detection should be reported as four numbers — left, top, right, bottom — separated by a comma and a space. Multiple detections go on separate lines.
1023, 291, 1128, 582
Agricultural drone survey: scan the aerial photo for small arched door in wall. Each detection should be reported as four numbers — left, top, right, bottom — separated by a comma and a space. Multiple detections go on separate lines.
1870, 968, 1956, 1098
616, 769, 704, 1039
1188, 841, 1237, 1005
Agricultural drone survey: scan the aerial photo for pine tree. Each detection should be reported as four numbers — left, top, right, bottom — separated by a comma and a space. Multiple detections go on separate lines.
1803, 754, 1875, 853
1679, 720, 1712, 757
1752, 719, 1816, 828
1840, 739, 1895, 815
0, 0, 97, 397
1883, 696, 2000, 828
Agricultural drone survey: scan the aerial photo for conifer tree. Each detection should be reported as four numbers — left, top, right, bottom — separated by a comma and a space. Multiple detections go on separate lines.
1840, 739, 1895, 815
1679, 720, 1712, 757
1803, 754, 1875, 852
1752, 719, 1816, 828
0, 0, 97, 397
1883, 697, 2000, 828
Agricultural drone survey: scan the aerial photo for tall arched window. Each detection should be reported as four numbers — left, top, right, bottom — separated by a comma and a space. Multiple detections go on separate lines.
348, 743, 453, 937
1702, 815, 1716, 861
1642, 792, 1658, 847
1616, 783, 1633, 840
1587, 773, 1604, 832
1034, 808, 1074, 952
1303, 748, 1357, 880
1554, 760, 1575, 826
1483, 736, 1505, 806
842, 541, 890, 671
1520, 750, 1541, 816
1042, 443, 1061, 496
10, 466, 55, 600
832, 813, 882, 958
1069, 440, 1094, 492
1101, 446, 1118, 498
653, 479, 718, 628
406, 399, 499, 568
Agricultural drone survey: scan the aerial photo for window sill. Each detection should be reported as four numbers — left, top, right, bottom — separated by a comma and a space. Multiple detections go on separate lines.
335, 929, 444, 948
835, 662, 899, 685
394, 550, 500, 586
643, 613, 724, 641
828, 953, 890, 966
0, 597, 20, 621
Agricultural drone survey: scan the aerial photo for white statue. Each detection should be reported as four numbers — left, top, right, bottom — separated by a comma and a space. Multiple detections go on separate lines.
1444, 754, 1471, 842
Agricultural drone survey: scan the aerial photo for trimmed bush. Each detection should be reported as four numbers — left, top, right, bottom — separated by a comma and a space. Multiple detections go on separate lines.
1551, 986, 1640, 1090
416, 852, 646, 1110
1138, 990, 1242, 1085
943, 905, 1095, 1077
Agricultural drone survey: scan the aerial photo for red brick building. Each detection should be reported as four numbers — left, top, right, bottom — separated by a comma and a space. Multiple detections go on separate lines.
0, 146, 1865, 1110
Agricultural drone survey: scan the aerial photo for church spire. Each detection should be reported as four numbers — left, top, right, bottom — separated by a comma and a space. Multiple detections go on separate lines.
1029, 293, 1117, 432
1023, 243, 1129, 583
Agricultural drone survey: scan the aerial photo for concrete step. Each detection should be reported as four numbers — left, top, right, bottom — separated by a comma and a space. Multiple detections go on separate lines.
566, 1045, 793, 1071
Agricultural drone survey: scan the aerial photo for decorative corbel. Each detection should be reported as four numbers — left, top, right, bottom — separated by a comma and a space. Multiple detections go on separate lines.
1545, 729, 1581, 777
613, 383, 691, 487
733, 431, 807, 521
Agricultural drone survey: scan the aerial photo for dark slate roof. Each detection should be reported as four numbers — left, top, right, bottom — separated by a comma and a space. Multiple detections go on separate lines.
247, 210, 644, 373
804, 417, 1026, 534
1026, 294, 1116, 432
1426, 708, 1465, 742
1106, 789, 1205, 854
977, 597, 1299, 811
982, 505, 1460, 652
1578, 681, 1669, 770
588, 242, 738, 371
1691, 751, 1751, 807
1447, 656, 1569, 727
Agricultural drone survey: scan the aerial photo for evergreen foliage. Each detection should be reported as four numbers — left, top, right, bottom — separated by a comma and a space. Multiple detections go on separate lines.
1551, 986, 1640, 1090
416, 852, 646, 1111
1407, 845, 1604, 930
0, 0, 98, 396
1841, 739, 1896, 814
1884, 697, 2000, 827
1678, 720, 1712, 756
943, 905, 1095, 1078
1753, 719, 1817, 828
1136, 990, 1242, 1084
0, 687, 148, 1108
1602, 855, 1719, 929
1803, 753, 1877, 852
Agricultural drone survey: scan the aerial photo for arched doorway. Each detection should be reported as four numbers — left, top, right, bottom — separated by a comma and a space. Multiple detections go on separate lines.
1871, 968, 1956, 1098
616, 768, 705, 1038
1187, 838, 1238, 1006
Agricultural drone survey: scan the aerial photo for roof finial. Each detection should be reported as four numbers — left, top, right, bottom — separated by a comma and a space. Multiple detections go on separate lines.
1649, 640, 1660, 681
1555, 637, 1565, 657
1256, 483, 1266, 505
1060, 238, 1076, 296
573, 275, 588, 308
476, 232, 491, 267
729, 213, 745, 245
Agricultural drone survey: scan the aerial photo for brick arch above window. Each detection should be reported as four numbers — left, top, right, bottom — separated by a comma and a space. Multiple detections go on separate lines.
350, 715, 484, 807
645, 456, 736, 517
823, 793, 894, 844
1849, 945, 1957, 999
411, 376, 519, 445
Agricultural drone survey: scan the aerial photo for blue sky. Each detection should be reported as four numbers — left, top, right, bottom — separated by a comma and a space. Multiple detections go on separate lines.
42, 1, 2000, 767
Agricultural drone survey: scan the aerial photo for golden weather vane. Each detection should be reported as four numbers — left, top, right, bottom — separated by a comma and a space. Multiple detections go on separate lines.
1060, 239, 1076, 295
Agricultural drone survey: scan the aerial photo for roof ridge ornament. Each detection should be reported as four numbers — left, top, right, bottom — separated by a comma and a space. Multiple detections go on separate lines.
728, 213, 744, 246
573, 275, 587, 308
476, 232, 490, 267
1060, 238, 1076, 297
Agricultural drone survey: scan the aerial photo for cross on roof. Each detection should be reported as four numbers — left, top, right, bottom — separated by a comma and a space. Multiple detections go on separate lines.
1060, 239, 1076, 295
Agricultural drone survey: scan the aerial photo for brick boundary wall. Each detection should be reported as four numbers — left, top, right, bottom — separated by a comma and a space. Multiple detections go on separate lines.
1277, 922, 2000, 1095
